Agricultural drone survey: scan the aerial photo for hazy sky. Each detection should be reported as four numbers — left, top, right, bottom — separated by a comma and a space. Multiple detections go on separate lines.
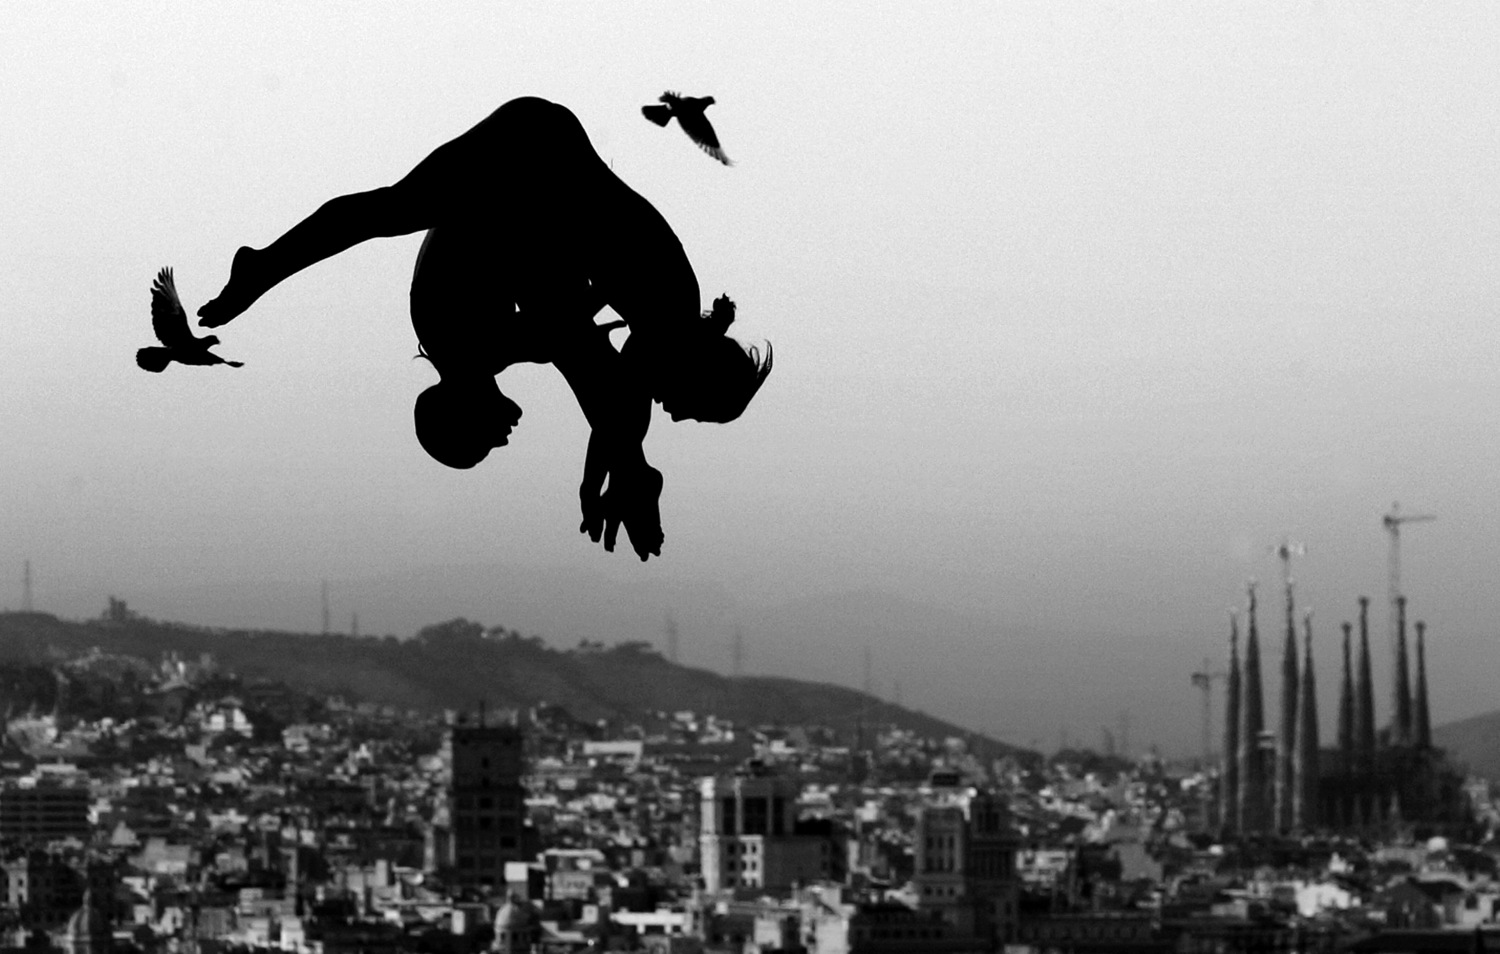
5, 3, 1499, 755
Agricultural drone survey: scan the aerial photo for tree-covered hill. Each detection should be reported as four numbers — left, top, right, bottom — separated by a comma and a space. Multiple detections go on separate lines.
0, 609, 1027, 760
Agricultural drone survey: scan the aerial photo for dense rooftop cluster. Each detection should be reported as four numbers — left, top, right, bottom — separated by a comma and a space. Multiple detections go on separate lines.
0, 609, 1496, 953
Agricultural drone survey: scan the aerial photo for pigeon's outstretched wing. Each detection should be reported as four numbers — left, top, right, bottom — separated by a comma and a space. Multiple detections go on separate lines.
150, 267, 194, 349
642, 91, 732, 165
677, 109, 731, 165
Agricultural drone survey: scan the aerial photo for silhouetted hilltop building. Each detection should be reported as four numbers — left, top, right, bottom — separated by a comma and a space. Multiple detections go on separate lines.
1221, 594, 1468, 837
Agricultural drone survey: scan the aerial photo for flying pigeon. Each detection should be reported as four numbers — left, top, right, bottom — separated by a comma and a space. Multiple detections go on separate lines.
136, 267, 244, 372
641, 91, 732, 165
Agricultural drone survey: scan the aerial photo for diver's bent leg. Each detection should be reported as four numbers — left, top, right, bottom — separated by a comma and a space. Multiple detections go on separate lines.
200, 186, 429, 326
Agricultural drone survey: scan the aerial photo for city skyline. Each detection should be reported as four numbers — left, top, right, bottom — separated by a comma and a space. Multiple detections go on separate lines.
6, 5, 1500, 759
2, 510, 1476, 761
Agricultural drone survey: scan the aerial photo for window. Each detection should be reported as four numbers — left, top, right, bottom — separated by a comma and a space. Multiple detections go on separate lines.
721, 797, 737, 831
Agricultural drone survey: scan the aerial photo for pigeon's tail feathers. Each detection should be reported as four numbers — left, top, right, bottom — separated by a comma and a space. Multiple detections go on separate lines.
642, 104, 673, 127
224, 360, 244, 368
700, 143, 733, 166
136, 347, 172, 373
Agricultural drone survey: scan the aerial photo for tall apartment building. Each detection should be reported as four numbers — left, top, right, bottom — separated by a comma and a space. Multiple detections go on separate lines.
0, 783, 90, 845
913, 781, 1020, 949
444, 718, 528, 891
699, 766, 843, 895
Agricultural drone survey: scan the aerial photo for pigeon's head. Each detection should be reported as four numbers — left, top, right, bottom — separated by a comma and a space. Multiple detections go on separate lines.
414, 377, 521, 469
623, 296, 772, 423
201, 334, 221, 347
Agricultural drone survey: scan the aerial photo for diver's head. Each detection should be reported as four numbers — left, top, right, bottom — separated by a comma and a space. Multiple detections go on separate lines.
623, 294, 772, 423
413, 376, 522, 469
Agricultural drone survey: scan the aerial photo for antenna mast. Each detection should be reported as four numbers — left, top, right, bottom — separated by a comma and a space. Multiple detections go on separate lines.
665, 612, 680, 665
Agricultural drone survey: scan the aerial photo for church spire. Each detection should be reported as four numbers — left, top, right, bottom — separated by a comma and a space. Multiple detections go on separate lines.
1337, 621, 1355, 775
1414, 620, 1432, 749
1393, 595, 1413, 746
1239, 582, 1268, 833
1355, 597, 1376, 773
1276, 579, 1300, 833
1221, 610, 1241, 835
1294, 610, 1320, 832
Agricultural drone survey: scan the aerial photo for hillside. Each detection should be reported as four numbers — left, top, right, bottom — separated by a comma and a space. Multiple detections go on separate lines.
1432, 709, 1500, 780
0, 610, 1028, 760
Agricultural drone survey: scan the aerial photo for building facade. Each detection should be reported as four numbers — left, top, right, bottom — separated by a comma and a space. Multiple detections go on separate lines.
913, 785, 1020, 949
445, 719, 528, 891
699, 768, 842, 895
0, 784, 90, 845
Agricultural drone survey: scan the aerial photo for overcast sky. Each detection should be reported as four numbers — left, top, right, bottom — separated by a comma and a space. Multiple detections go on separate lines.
4, 3, 1499, 754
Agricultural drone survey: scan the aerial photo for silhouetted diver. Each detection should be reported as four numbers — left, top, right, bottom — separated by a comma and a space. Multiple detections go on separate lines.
641, 92, 732, 165
194, 97, 769, 560
136, 268, 244, 372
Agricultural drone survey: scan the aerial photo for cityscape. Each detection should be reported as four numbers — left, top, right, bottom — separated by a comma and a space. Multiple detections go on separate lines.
0, 566, 1497, 954
9, 4, 1500, 954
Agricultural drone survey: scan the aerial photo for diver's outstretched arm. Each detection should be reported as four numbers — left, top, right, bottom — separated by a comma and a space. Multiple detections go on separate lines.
552, 310, 661, 561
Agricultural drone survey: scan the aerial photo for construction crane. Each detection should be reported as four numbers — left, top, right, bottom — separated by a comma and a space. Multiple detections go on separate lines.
1383, 502, 1435, 608
1190, 658, 1227, 767
1270, 537, 1306, 591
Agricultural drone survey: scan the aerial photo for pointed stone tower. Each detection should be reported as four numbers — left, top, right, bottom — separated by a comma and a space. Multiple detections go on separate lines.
1221, 610, 1241, 835
1393, 595, 1413, 746
1276, 580, 1300, 833
1354, 596, 1379, 829
1294, 610, 1320, 832
1337, 621, 1355, 775
1355, 597, 1377, 775
1414, 620, 1432, 749
1238, 582, 1268, 833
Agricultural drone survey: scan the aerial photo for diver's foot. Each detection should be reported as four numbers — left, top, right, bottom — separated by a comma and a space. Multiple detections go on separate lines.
621, 465, 665, 561
198, 246, 269, 327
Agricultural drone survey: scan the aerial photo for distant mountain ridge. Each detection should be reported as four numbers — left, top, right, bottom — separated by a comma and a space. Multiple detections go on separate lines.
0, 611, 1028, 761
1432, 710, 1500, 781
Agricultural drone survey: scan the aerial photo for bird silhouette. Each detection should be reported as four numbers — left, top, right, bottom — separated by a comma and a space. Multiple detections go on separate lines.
136, 267, 244, 372
641, 92, 732, 165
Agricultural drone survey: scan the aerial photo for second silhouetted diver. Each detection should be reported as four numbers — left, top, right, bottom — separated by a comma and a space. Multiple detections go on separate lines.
642, 91, 732, 165
136, 267, 243, 372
